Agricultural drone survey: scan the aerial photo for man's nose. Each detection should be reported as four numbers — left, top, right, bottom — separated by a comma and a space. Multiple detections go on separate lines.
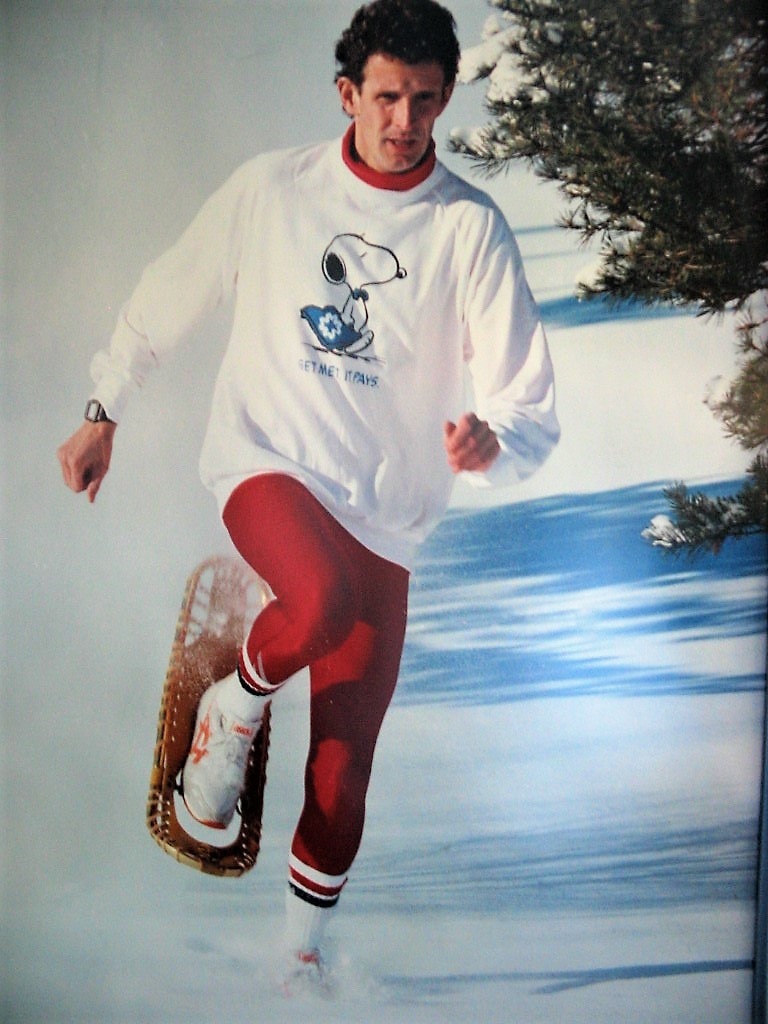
392, 98, 416, 131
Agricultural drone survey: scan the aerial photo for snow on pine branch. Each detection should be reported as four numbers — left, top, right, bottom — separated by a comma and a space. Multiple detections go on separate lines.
642, 515, 689, 551
457, 16, 519, 85
450, 17, 529, 164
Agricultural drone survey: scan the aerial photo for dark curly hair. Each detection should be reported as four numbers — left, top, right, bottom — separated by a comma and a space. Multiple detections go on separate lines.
334, 0, 460, 88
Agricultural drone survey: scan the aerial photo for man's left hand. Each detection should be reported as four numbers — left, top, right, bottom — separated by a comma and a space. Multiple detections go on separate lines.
443, 413, 500, 474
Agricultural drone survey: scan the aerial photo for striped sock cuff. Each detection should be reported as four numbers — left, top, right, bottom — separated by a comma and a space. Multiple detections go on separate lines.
238, 647, 281, 697
288, 854, 347, 908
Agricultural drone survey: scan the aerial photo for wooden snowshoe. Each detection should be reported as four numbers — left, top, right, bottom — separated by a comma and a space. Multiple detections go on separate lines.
146, 556, 271, 877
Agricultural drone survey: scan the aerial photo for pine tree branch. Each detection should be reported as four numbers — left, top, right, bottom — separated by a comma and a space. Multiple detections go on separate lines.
642, 462, 768, 555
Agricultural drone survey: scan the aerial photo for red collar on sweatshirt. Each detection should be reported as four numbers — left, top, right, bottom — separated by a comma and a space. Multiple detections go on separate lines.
341, 124, 436, 191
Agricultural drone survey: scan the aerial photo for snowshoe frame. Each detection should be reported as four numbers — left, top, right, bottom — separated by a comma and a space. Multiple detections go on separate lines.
146, 556, 271, 877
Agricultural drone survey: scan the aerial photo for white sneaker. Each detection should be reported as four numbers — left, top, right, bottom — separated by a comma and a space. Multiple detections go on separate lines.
182, 678, 263, 829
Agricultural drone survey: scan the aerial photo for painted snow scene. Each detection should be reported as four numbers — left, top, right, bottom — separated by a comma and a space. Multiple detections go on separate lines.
2, 2, 766, 1023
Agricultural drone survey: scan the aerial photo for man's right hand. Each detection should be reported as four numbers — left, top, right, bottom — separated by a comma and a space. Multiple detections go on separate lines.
57, 420, 117, 503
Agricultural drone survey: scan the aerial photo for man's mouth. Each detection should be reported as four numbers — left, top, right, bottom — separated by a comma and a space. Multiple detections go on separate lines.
386, 137, 420, 155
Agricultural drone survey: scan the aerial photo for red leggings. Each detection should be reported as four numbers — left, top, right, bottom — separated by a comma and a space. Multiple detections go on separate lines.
222, 474, 409, 880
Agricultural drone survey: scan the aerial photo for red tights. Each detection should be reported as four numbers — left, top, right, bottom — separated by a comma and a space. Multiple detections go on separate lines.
222, 474, 409, 880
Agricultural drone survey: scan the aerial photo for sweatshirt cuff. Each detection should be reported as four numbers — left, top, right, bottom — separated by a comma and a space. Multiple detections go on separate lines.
87, 309, 157, 423
463, 417, 560, 488
88, 355, 133, 424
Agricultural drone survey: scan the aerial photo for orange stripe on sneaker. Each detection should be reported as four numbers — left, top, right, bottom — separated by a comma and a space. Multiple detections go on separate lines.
189, 712, 212, 764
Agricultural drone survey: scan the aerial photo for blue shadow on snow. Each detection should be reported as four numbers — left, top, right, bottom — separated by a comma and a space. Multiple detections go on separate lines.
399, 480, 768, 706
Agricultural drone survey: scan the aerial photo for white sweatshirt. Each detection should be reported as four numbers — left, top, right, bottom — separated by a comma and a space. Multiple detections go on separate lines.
90, 135, 559, 568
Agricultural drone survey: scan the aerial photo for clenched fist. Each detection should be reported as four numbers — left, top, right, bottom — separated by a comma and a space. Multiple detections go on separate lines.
443, 412, 500, 474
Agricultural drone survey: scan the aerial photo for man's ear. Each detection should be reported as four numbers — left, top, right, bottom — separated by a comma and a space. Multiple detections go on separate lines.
337, 77, 360, 118
438, 80, 455, 115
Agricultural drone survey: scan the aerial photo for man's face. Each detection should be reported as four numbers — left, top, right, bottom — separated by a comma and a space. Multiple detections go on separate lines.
337, 54, 453, 175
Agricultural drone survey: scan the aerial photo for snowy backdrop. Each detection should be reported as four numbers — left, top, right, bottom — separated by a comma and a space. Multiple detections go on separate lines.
2, 2, 766, 1022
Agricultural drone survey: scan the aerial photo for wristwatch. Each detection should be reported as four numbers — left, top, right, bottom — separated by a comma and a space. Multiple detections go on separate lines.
84, 399, 114, 423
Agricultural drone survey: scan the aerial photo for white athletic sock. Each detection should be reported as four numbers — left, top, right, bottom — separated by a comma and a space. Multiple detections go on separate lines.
284, 887, 335, 955
216, 671, 269, 726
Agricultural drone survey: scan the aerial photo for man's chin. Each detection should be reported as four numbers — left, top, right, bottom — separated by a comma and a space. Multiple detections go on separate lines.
382, 140, 425, 173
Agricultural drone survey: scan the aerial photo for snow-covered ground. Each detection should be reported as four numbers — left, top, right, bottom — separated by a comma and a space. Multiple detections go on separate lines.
3, 2, 766, 1022
3, 481, 763, 1022
1, 682, 760, 1023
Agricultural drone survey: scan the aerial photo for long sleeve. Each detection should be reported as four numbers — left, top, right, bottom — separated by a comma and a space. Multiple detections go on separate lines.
462, 214, 559, 487
89, 162, 254, 422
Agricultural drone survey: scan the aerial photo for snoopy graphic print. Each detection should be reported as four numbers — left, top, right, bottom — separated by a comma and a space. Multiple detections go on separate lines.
301, 233, 407, 362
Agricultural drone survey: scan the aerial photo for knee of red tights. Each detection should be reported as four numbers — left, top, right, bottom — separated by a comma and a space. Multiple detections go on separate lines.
296, 576, 360, 659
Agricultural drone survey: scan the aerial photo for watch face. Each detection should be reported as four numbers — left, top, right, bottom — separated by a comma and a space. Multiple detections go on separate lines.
85, 400, 107, 422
